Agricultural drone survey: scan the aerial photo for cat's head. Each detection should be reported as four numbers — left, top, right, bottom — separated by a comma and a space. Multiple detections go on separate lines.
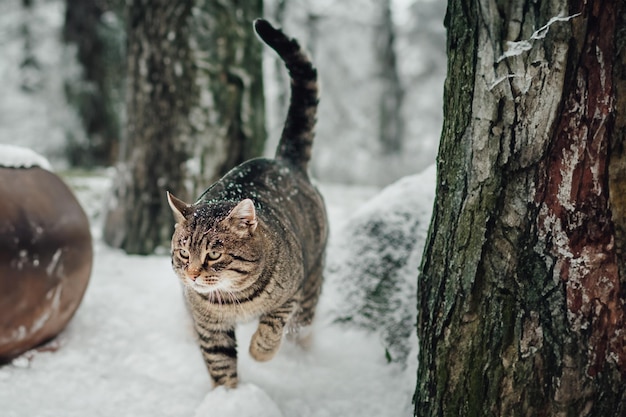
166, 192, 263, 296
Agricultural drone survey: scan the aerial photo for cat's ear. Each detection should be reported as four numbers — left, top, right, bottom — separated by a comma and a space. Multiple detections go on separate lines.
167, 191, 191, 224
227, 199, 258, 236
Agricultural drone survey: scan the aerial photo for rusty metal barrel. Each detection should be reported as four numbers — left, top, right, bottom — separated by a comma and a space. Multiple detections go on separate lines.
0, 146, 92, 361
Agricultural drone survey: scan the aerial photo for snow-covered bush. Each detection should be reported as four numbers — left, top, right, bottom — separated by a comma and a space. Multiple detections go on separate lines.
327, 164, 436, 364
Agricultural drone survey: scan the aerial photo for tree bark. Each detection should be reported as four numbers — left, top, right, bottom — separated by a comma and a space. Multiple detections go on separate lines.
186, 0, 266, 198
103, 0, 265, 254
415, 1, 626, 415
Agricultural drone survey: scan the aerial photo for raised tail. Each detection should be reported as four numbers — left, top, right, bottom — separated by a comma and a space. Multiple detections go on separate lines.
254, 19, 318, 172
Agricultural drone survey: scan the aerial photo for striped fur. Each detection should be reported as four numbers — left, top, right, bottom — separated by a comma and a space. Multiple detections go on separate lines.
167, 19, 327, 389
253, 18, 318, 171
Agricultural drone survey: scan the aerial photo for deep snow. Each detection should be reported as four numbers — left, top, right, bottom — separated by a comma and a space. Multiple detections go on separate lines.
0, 167, 436, 417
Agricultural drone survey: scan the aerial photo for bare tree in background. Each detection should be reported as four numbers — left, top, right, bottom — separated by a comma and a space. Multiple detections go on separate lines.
103, 0, 265, 255
63, 0, 125, 166
376, 0, 403, 154
415, 0, 626, 415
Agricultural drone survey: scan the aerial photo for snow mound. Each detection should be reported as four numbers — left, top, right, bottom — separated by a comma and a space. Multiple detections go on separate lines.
0, 144, 52, 170
195, 383, 283, 417
327, 164, 436, 364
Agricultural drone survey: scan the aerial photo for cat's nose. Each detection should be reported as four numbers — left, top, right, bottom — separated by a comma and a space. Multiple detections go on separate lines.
187, 266, 202, 281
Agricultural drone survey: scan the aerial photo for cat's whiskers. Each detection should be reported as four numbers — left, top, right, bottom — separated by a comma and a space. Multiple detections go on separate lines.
225, 289, 244, 315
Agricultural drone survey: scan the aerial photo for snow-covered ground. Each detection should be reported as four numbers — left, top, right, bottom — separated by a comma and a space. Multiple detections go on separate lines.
0, 0, 443, 414
0, 167, 436, 417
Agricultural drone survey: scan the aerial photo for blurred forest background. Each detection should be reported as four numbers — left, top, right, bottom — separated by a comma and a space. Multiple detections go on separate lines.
0, 0, 445, 181
0, 0, 446, 252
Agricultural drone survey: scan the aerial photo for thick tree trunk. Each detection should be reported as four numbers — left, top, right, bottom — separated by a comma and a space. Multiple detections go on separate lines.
103, 0, 265, 254
186, 0, 266, 198
415, 1, 626, 416
103, 1, 194, 254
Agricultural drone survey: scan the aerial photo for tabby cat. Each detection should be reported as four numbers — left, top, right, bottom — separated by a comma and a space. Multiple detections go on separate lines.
166, 19, 327, 389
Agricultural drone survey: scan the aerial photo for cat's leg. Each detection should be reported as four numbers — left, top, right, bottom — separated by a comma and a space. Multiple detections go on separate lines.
195, 320, 238, 388
299, 259, 323, 327
249, 297, 298, 362
290, 259, 324, 348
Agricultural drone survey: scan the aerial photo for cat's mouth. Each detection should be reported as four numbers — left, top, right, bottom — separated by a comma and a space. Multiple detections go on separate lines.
188, 279, 216, 292
188, 280, 240, 305
187, 277, 230, 295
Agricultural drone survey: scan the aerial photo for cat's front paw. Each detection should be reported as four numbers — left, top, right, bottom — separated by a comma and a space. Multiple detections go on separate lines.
212, 375, 238, 389
249, 329, 281, 362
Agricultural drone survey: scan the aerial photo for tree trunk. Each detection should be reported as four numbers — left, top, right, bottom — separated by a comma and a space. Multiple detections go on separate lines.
415, 1, 626, 416
103, 0, 265, 254
186, 0, 266, 198
376, 0, 403, 154
63, 0, 126, 167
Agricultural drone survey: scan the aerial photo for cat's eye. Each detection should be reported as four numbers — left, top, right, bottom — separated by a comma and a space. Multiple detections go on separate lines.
207, 250, 221, 261
179, 249, 190, 259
